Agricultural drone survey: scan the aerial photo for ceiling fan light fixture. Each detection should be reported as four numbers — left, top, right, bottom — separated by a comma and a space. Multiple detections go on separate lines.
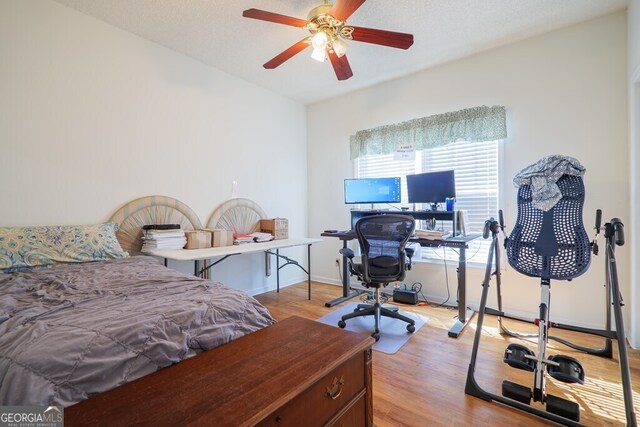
311, 31, 328, 50
243, 0, 414, 81
311, 47, 327, 62
332, 38, 347, 58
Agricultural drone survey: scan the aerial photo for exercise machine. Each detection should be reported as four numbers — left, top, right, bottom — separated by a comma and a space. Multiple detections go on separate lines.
465, 174, 637, 426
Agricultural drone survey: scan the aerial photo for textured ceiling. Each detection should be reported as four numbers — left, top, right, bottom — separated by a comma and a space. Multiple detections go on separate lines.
53, 0, 628, 105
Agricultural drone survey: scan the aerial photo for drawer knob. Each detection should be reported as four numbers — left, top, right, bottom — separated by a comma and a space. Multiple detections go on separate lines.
326, 376, 345, 400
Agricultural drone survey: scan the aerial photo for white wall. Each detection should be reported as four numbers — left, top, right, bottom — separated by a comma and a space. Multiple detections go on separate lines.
0, 0, 308, 295
629, 0, 640, 347
308, 12, 629, 331
630, 0, 640, 74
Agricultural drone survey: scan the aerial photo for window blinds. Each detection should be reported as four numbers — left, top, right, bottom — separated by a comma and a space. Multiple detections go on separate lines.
355, 140, 500, 263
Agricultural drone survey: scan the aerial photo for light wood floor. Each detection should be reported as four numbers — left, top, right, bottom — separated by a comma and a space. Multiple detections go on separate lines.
255, 282, 640, 427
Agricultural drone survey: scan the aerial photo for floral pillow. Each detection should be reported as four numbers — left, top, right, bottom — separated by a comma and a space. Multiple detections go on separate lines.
0, 223, 129, 272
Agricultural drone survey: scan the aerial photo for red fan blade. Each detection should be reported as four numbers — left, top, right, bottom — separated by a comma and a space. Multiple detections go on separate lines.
263, 39, 310, 69
351, 26, 414, 49
328, 51, 353, 81
242, 9, 308, 28
329, 0, 366, 21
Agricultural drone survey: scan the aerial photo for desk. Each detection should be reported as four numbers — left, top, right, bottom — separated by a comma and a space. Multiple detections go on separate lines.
148, 238, 322, 300
321, 231, 479, 338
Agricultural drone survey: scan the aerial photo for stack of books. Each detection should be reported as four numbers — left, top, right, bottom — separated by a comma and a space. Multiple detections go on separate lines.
415, 229, 450, 240
233, 233, 254, 245
232, 232, 275, 244
250, 232, 274, 243
141, 226, 187, 252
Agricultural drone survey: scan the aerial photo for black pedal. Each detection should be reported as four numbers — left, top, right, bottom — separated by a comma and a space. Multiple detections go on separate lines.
546, 394, 580, 421
503, 344, 536, 371
547, 355, 585, 384
393, 288, 418, 305
502, 380, 531, 405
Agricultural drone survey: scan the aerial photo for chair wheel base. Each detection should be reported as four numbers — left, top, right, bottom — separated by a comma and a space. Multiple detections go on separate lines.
337, 320, 346, 328
407, 324, 415, 333
546, 394, 580, 421
502, 380, 531, 405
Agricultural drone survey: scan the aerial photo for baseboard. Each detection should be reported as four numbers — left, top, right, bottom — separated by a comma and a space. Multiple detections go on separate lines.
310, 275, 342, 286
246, 276, 345, 297
245, 276, 307, 297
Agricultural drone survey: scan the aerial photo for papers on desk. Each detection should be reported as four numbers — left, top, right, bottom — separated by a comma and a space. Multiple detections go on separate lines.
415, 229, 450, 240
141, 229, 187, 252
233, 232, 275, 244
233, 233, 254, 244
250, 232, 274, 243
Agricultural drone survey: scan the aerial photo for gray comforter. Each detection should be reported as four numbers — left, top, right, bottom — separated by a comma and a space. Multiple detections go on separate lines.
0, 256, 275, 407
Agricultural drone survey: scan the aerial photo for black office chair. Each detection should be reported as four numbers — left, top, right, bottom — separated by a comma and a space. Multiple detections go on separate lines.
337, 214, 416, 341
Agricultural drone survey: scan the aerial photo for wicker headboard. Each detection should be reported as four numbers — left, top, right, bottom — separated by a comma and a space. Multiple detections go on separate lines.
109, 196, 203, 255
207, 198, 267, 234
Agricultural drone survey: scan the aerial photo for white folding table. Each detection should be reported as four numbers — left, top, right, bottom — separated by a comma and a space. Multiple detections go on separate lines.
148, 238, 322, 300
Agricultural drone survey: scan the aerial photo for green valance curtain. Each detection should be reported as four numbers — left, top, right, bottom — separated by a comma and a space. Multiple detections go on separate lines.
349, 105, 507, 160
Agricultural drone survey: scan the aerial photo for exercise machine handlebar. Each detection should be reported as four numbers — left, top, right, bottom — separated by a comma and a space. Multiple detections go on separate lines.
483, 218, 501, 239
611, 218, 625, 246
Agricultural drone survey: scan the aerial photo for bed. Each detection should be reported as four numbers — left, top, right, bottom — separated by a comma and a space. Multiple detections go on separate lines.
0, 196, 275, 407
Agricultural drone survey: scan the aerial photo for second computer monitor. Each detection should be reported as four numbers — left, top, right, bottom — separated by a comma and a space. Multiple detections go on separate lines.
406, 170, 456, 205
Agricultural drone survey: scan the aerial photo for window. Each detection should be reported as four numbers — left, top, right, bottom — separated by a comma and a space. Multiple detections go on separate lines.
355, 140, 500, 264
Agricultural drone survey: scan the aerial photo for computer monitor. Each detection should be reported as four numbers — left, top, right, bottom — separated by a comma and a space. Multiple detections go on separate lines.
344, 177, 402, 205
406, 170, 456, 205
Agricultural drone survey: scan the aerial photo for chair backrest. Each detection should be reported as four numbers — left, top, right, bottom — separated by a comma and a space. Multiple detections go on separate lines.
506, 174, 591, 280
355, 214, 415, 284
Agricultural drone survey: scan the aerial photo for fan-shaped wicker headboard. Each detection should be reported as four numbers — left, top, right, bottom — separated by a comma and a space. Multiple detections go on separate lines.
207, 198, 267, 234
109, 195, 203, 255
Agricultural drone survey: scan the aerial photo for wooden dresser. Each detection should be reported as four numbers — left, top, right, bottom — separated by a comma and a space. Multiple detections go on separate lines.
65, 316, 375, 427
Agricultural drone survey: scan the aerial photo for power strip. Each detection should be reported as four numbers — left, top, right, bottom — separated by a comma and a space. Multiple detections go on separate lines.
393, 288, 419, 305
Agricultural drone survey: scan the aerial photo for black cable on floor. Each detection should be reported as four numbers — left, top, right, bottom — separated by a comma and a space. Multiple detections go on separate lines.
428, 247, 452, 308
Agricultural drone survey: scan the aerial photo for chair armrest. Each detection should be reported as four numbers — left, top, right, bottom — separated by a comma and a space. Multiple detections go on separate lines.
339, 247, 355, 259
405, 247, 414, 271
339, 248, 362, 280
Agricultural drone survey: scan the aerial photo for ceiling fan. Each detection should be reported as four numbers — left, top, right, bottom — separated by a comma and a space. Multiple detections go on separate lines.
242, 0, 414, 81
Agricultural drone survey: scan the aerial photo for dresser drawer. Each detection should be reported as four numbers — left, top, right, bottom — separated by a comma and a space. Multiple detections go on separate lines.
327, 392, 366, 427
257, 351, 366, 427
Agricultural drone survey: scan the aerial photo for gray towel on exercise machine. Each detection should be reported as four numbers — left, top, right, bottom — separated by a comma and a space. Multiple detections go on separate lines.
513, 155, 585, 211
